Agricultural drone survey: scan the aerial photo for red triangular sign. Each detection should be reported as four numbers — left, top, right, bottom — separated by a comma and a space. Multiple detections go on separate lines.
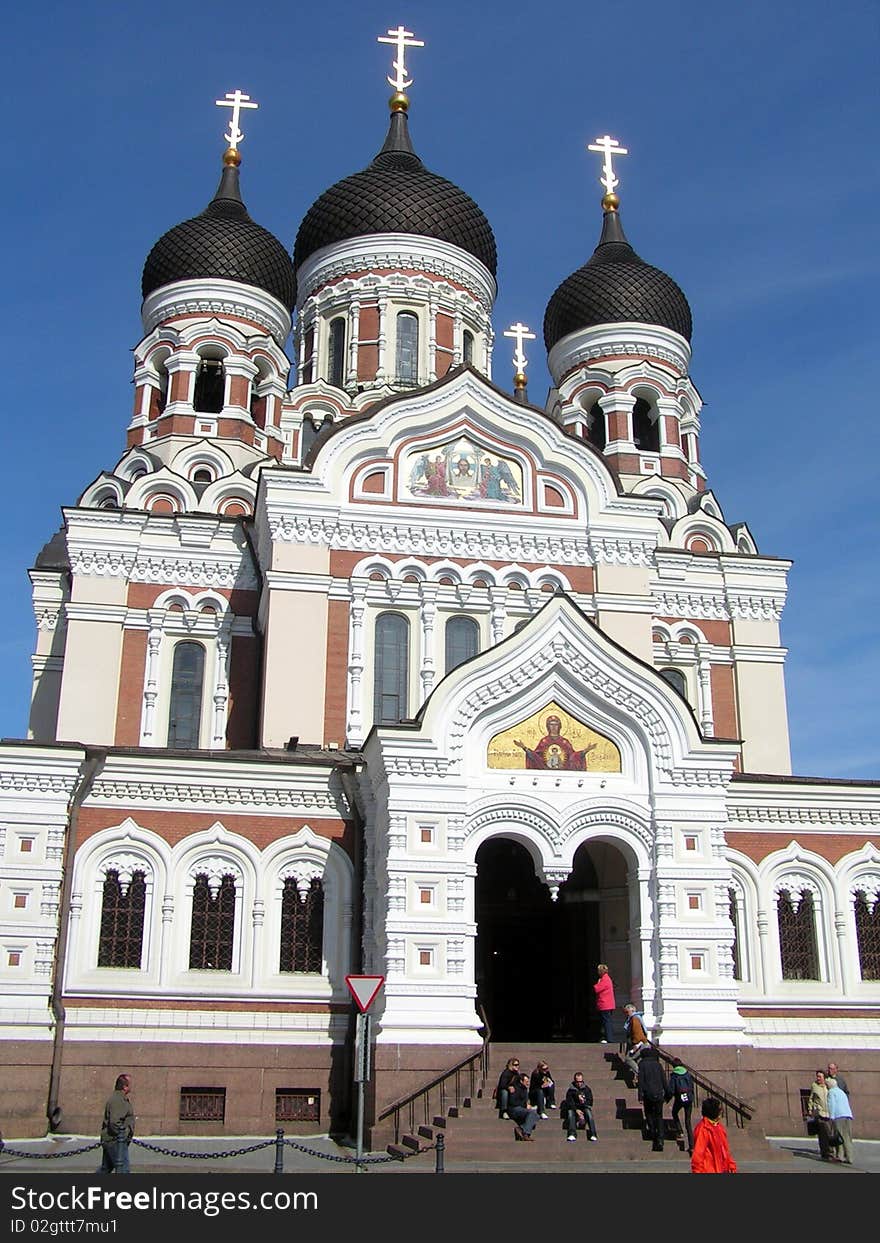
345, 974, 384, 1013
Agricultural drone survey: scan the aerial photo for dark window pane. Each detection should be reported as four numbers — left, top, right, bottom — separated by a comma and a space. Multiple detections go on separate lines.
328, 317, 345, 388
854, 891, 880, 981
728, 888, 741, 981
778, 889, 820, 980
396, 313, 419, 384
462, 330, 474, 365
632, 397, 660, 453
588, 401, 606, 452
445, 616, 479, 674
279, 877, 324, 973
189, 873, 236, 970
168, 642, 205, 749
660, 667, 687, 701
193, 360, 225, 413
97, 869, 146, 968
373, 613, 409, 724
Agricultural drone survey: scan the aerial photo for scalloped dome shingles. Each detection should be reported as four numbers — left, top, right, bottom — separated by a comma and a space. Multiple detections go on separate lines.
293, 111, 497, 279
544, 212, 692, 350
142, 166, 296, 311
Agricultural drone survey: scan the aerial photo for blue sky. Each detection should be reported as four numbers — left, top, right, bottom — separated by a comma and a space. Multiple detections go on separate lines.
2, 0, 878, 778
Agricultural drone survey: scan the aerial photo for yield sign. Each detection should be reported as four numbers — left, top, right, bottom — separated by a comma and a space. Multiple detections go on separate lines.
345, 974, 384, 1013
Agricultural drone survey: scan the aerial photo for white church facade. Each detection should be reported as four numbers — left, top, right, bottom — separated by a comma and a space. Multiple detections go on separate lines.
1, 38, 878, 1139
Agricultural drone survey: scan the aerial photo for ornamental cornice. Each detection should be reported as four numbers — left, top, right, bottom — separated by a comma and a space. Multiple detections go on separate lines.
141, 279, 291, 347
68, 549, 257, 591
653, 590, 730, 620
378, 756, 451, 779
548, 323, 691, 383
562, 808, 653, 851
588, 536, 656, 568
36, 609, 62, 631
728, 806, 880, 826
726, 591, 785, 622
266, 512, 597, 566
89, 779, 346, 815
467, 805, 560, 846
296, 234, 497, 313
0, 772, 78, 796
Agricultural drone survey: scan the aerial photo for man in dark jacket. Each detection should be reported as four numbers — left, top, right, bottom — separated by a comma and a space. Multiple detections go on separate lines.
562, 1072, 598, 1142
637, 1047, 668, 1151
665, 1058, 695, 1153
99, 1074, 135, 1174
508, 1072, 539, 1140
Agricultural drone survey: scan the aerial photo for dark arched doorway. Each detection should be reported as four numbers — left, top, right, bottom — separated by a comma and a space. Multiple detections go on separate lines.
475, 837, 631, 1042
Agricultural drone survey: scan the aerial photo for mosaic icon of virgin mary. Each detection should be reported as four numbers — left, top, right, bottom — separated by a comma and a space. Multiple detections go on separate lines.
513, 714, 597, 770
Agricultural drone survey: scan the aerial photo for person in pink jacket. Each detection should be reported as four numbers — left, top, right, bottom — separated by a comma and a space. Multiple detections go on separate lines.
593, 963, 616, 1043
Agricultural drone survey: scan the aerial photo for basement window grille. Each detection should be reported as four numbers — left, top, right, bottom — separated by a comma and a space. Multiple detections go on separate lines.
179, 1087, 226, 1122
275, 1089, 320, 1123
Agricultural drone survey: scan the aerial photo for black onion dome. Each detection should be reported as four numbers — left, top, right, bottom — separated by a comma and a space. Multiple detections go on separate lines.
142, 162, 296, 310
294, 110, 497, 278
544, 209, 692, 350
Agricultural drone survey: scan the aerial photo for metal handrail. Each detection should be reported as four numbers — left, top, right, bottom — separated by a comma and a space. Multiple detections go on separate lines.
619, 1039, 755, 1129
377, 1047, 486, 1144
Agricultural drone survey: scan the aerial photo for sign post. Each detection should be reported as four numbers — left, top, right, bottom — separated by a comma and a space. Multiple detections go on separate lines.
345, 975, 384, 1170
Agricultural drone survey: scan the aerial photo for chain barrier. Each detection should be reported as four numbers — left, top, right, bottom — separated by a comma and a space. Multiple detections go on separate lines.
0, 1132, 442, 1171
0, 1140, 101, 1160
131, 1138, 275, 1160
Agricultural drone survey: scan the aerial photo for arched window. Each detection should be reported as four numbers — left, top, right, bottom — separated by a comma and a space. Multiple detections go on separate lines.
587, 401, 606, 453
327, 317, 346, 388
189, 873, 236, 970
396, 312, 419, 385
373, 612, 409, 724
279, 877, 324, 973
854, 889, 880, 980
192, 468, 213, 484
167, 642, 205, 749
462, 330, 474, 365
193, 358, 225, 413
777, 887, 820, 980
97, 869, 147, 968
445, 616, 479, 674
660, 667, 687, 701
632, 397, 660, 453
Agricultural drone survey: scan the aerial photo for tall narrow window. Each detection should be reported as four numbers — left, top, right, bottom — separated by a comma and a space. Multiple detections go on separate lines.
728, 887, 741, 981
660, 667, 687, 701
193, 359, 225, 413
462, 330, 474, 365
587, 401, 606, 452
189, 873, 236, 970
632, 397, 660, 453
396, 312, 419, 385
854, 889, 880, 980
445, 616, 479, 674
327, 317, 346, 388
168, 642, 205, 749
373, 613, 409, 724
777, 888, 820, 980
97, 869, 147, 968
279, 877, 324, 973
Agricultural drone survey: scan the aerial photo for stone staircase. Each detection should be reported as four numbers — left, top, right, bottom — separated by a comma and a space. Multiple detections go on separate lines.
385, 1041, 786, 1165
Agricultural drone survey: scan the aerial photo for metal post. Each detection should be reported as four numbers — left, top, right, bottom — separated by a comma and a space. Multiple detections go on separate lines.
435, 1131, 445, 1174
355, 1011, 369, 1172
115, 1130, 128, 1175
274, 1128, 284, 1174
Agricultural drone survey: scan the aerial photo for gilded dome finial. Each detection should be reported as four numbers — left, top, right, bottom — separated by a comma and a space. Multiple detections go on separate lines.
377, 24, 424, 113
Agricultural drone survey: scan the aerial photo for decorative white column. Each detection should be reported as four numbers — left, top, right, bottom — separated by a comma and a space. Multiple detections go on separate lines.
452, 306, 463, 366
139, 610, 165, 744
376, 296, 388, 382
210, 621, 231, 748
158, 893, 174, 986
419, 583, 438, 699
488, 586, 507, 644
346, 580, 368, 745
347, 296, 361, 388
251, 898, 265, 989
696, 647, 715, 736
428, 295, 438, 382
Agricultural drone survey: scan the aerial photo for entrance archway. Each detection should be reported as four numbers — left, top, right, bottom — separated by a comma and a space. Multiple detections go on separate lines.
475, 836, 632, 1042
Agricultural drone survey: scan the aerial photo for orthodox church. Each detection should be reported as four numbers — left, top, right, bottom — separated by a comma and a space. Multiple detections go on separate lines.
2, 31, 878, 1141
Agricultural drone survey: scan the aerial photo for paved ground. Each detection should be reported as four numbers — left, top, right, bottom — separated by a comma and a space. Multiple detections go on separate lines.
0, 1132, 876, 1175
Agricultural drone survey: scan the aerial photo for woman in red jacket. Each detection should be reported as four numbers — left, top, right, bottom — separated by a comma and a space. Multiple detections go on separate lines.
691, 1098, 738, 1173
593, 964, 616, 1043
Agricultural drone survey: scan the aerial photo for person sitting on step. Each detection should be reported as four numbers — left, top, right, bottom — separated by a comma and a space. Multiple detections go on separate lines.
494, 1056, 521, 1119
508, 1072, 540, 1141
529, 1060, 556, 1117
561, 1072, 598, 1142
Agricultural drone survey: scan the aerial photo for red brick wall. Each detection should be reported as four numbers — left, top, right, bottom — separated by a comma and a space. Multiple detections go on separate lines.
227, 635, 260, 749
710, 662, 738, 739
725, 830, 874, 865
78, 807, 353, 853
114, 629, 146, 746
323, 600, 350, 745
